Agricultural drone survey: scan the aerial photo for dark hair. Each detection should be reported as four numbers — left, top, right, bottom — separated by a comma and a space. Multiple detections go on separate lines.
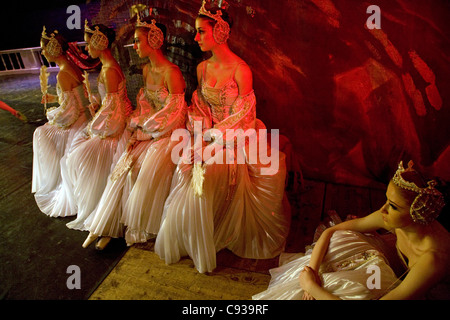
41, 32, 69, 53
135, 18, 167, 40
198, 7, 233, 29
85, 24, 116, 48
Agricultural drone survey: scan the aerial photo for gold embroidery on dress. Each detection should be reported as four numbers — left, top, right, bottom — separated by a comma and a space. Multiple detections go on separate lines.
110, 152, 134, 181
47, 87, 82, 129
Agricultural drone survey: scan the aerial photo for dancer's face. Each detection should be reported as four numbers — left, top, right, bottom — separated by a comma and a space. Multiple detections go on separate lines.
133, 29, 151, 58
84, 33, 100, 59
194, 17, 216, 51
380, 182, 414, 229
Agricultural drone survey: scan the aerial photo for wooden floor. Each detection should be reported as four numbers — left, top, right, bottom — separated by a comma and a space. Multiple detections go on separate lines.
89, 179, 386, 300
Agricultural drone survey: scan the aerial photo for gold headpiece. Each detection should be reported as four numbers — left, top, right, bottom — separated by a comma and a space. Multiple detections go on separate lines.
392, 161, 445, 224
41, 26, 63, 57
198, 0, 230, 44
136, 13, 164, 50
84, 19, 109, 51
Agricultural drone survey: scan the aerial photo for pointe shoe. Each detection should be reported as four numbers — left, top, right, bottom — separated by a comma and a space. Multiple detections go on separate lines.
82, 234, 98, 248
95, 237, 111, 250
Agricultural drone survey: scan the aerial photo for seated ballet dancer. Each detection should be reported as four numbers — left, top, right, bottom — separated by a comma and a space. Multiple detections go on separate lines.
254, 161, 449, 300
82, 15, 187, 250
155, 0, 290, 273
65, 21, 133, 232
32, 26, 91, 217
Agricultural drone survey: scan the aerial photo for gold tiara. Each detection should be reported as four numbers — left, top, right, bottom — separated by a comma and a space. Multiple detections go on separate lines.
392, 161, 445, 224
199, 0, 226, 21
198, 0, 230, 44
84, 19, 109, 51
41, 26, 63, 57
136, 13, 164, 50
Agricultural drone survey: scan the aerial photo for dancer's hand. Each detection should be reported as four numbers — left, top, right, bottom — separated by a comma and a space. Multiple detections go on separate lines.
302, 291, 315, 300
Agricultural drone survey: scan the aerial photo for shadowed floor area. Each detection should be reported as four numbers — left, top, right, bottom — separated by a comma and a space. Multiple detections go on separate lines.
0, 72, 128, 300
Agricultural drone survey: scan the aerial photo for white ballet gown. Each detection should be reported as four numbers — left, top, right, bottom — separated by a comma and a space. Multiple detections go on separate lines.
84, 85, 187, 241
155, 62, 290, 273
65, 78, 132, 230
32, 84, 90, 217
252, 230, 399, 300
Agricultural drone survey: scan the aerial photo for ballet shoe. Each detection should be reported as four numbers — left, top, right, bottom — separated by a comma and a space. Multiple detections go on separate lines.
95, 237, 111, 250
82, 233, 98, 248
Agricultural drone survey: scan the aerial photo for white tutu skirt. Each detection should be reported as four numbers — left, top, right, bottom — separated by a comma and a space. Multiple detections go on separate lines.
155, 147, 290, 273
121, 138, 180, 245
65, 131, 129, 230
32, 115, 87, 217
252, 230, 399, 300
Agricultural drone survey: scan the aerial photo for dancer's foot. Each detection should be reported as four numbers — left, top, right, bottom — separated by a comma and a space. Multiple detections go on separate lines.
82, 233, 98, 248
95, 237, 111, 250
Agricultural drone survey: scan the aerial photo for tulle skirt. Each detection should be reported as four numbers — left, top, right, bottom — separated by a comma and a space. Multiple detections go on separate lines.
65, 131, 130, 230
32, 115, 88, 217
155, 146, 290, 273
252, 230, 399, 300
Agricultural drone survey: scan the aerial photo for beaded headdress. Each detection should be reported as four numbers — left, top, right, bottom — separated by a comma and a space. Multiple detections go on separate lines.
84, 19, 109, 51
392, 161, 445, 224
41, 26, 63, 57
135, 14, 164, 50
198, 0, 230, 44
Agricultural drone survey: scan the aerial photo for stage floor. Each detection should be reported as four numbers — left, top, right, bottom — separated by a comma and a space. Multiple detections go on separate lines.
89, 179, 387, 300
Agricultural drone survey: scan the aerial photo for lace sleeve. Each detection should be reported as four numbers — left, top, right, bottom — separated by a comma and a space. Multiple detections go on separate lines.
129, 88, 151, 128
46, 90, 81, 128
140, 94, 187, 139
87, 92, 128, 139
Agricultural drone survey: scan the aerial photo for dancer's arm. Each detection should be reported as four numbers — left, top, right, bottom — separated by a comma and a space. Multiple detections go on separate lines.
307, 210, 386, 273
300, 210, 386, 300
165, 65, 185, 95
